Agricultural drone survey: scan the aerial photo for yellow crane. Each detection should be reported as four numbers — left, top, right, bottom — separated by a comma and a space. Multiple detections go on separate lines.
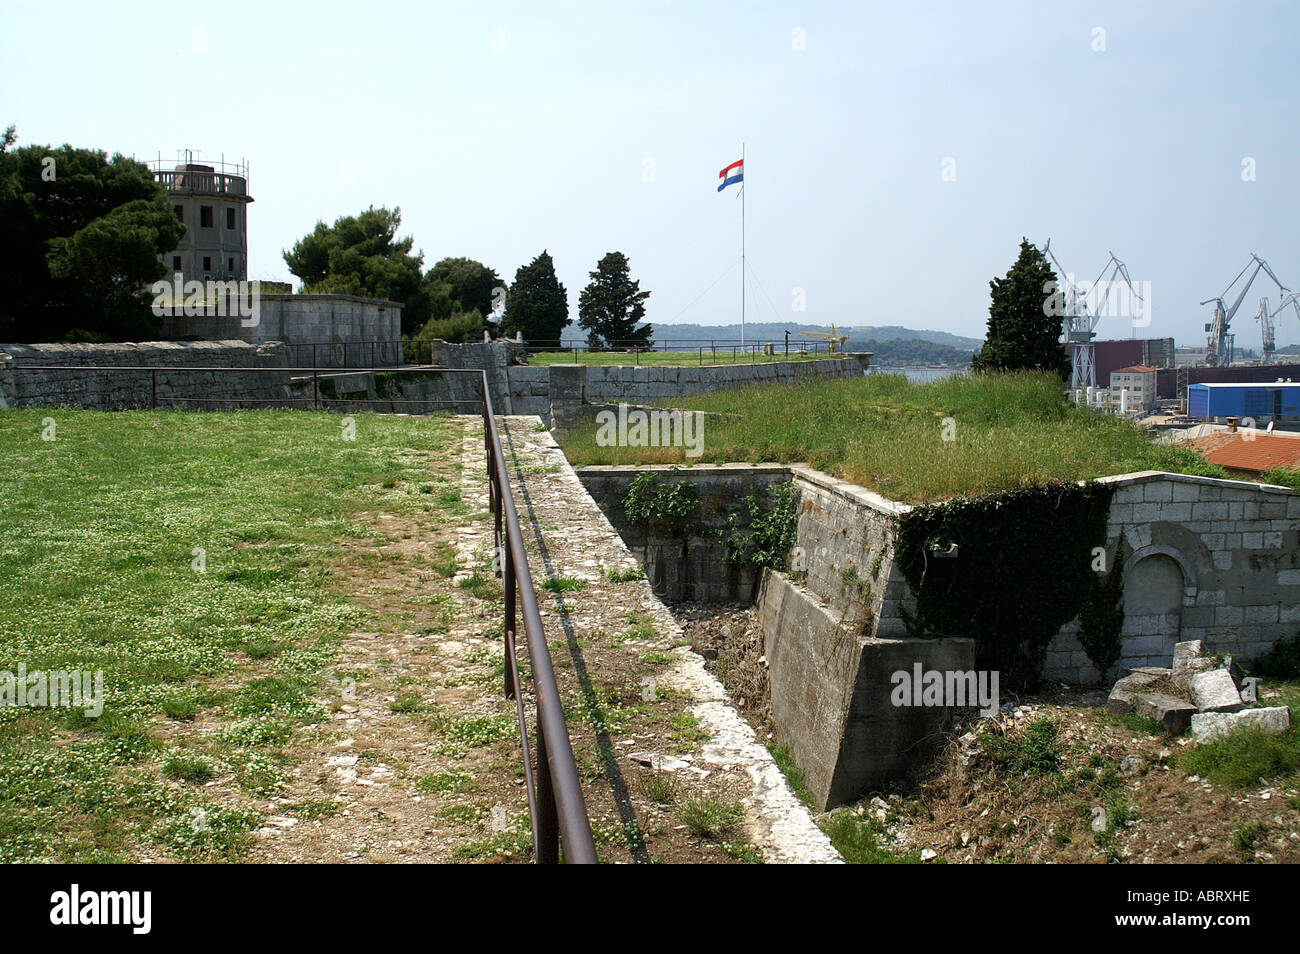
798, 323, 850, 354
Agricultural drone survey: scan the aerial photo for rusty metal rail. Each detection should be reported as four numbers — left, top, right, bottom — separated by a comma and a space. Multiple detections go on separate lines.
478, 371, 597, 863
7, 363, 597, 863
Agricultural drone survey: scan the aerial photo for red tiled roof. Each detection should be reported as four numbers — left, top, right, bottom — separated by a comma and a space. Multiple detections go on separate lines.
1192, 433, 1300, 473
1112, 365, 1158, 373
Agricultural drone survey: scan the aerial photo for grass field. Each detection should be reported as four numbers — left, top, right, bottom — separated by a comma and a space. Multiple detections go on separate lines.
0, 408, 467, 861
525, 348, 838, 366
556, 371, 1233, 503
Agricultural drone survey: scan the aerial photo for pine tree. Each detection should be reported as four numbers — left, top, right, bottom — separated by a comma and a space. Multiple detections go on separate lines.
577, 251, 652, 350
972, 238, 1070, 380
501, 250, 569, 343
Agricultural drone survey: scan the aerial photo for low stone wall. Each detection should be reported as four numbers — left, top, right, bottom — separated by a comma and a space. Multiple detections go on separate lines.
541, 353, 872, 425
160, 293, 402, 350
2, 338, 869, 423
1, 340, 294, 409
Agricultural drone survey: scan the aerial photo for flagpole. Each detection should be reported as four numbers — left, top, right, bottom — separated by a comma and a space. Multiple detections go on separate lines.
740, 142, 745, 350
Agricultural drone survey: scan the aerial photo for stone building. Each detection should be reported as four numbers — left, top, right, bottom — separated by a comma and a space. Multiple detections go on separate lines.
149, 153, 252, 283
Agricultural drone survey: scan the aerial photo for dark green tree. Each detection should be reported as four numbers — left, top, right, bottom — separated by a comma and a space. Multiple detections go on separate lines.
0, 134, 184, 341
501, 250, 569, 343
577, 251, 652, 349
972, 238, 1070, 380
426, 256, 503, 321
283, 206, 430, 334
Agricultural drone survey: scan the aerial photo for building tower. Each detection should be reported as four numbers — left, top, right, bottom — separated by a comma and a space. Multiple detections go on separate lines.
149, 151, 253, 283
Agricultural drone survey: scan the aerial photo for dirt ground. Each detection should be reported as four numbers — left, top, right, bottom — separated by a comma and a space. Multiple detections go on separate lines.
671, 603, 1300, 864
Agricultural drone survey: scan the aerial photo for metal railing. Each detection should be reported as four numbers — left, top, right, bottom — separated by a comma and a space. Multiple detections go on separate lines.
7, 363, 597, 863
480, 374, 597, 863
526, 337, 844, 363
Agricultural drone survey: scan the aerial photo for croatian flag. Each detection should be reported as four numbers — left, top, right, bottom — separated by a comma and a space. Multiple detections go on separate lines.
717, 158, 743, 192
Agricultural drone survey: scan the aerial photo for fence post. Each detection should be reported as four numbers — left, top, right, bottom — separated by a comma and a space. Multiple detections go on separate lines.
534, 729, 559, 864
151, 369, 157, 409
313, 369, 319, 410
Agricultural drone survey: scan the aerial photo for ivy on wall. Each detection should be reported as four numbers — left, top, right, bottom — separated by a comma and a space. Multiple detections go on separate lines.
622, 472, 699, 536
893, 482, 1115, 689
1078, 539, 1126, 679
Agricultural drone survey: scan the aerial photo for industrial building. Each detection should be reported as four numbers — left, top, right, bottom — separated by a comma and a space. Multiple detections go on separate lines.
1187, 382, 1300, 423
1108, 365, 1158, 413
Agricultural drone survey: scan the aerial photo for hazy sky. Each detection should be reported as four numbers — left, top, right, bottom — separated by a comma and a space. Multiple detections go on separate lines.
7, 0, 1300, 346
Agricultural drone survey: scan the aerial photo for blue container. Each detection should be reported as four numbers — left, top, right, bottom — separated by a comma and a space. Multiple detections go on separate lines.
1188, 383, 1300, 420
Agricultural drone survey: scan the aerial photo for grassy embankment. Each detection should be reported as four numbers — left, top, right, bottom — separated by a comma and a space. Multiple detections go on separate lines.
557, 371, 1240, 504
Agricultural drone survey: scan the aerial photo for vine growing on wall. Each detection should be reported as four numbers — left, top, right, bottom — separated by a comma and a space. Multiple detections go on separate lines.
622, 472, 699, 532
1078, 539, 1126, 680
717, 481, 801, 571
893, 482, 1115, 689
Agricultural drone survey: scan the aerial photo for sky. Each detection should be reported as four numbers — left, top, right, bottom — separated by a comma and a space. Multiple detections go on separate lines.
6, 0, 1300, 347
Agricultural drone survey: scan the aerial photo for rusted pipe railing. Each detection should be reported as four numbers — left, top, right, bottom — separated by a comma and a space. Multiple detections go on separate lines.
478, 371, 596, 863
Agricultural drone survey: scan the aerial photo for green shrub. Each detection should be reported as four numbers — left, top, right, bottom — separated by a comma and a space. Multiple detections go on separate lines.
1253, 635, 1300, 680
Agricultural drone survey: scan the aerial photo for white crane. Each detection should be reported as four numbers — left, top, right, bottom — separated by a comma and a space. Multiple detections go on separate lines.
1044, 240, 1144, 389
1200, 254, 1294, 367
1251, 298, 1274, 365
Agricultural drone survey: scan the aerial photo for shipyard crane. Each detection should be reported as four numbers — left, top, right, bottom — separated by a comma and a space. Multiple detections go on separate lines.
1043, 240, 1144, 389
798, 323, 849, 353
1200, 255, 1294, 367
1261, 291, 1300, 365
1251, 299, 1274, 365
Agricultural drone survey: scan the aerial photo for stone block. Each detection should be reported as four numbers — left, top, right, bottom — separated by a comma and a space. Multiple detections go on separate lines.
1191, 707, 1291, 744
1172, 639, 1203, 671
1144, 482, 1173, 503
1107, 668, 1167, 715
1134, 692, 1197, 735
1192, 502, 1229, 521
1189, 669, 1243, 712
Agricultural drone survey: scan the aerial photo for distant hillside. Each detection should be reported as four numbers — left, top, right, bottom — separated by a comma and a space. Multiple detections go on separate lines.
568, 321, 982, 351
849, 338, 974, 368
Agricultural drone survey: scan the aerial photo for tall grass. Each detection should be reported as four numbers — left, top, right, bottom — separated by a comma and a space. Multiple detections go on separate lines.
557, 371, 1230, 503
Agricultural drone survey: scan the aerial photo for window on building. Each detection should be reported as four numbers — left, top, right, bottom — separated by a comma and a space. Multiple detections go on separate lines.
226, 207, 236, 229
174, 205, 183, 222
200, 206, 213, 228
203, 256, 212, 272
228, 257, 235, 273
172, 256, 182, 272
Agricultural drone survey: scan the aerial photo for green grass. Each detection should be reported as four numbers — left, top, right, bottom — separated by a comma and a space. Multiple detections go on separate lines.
818, 809, 923, 864
0, 407, 462, 862
525, 349, 834, 367
766, 742, 813, 807
541, 576, 588, 594
982, 718, 1063, 777
676, 795, 745, 840
556, 371, 1233, 503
